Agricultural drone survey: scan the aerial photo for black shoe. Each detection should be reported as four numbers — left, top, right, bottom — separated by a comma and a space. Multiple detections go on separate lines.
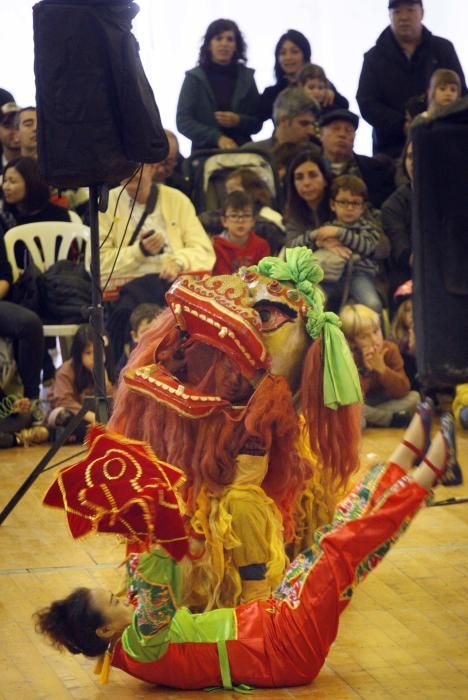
55, 409, 74, 427
389, 410, 412, 428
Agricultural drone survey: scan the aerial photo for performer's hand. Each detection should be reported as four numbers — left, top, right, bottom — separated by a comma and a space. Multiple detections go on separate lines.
160, 259, 183, 282
139, 230, 165, 256
215, 111, 240, 127
217, 135, 238, 150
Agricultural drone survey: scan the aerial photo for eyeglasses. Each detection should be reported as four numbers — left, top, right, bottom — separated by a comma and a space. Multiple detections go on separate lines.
225, 213, 253, 221
333, 199, 364, 208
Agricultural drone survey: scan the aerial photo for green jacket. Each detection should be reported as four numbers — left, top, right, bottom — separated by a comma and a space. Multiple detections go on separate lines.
176, 64, 262, 151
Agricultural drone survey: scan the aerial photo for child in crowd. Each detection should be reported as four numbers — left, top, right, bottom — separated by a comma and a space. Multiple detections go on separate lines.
453, 385, 468, 431
47, 324, 115, 443
116, 303, 163, 374
199, 167, 285, 254
390, 280, 418, 390
212, 191, 270, 275
298, 63, 349, 121
310, 175, 383, 313
340, 303, 419, 429
415, 69, 461, 122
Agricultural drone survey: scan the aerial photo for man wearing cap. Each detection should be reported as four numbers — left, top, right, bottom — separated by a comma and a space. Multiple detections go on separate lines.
320, 109, 394, 209
0, 103, 21, 169
357, 0, 466, 158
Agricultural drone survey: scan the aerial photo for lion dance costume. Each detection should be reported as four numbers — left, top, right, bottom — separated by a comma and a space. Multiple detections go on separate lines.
108, 248, 363, 608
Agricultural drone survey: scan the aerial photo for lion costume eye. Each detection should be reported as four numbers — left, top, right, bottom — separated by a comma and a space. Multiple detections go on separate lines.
256, 303, 295, 332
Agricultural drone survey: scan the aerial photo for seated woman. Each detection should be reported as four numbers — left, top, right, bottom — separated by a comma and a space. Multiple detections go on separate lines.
35, 406, 458, 690
176, 18, 262, 152
0, 156, 71, 234
0, 234, 48, 448
259, 29, 348, 125
199, 166, 285, 254
283, 147, 331, 245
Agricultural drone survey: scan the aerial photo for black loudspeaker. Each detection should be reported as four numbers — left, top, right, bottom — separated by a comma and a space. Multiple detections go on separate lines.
33, 0, 168, 187
412, 98, 468, 387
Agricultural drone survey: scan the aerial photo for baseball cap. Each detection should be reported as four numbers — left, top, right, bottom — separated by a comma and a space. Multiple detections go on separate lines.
319, 109, 360, 130
389, 0, 422, 9
0, 102, 20, 126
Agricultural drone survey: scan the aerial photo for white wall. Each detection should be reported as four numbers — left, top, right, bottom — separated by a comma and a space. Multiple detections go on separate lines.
1, 0, 466, 156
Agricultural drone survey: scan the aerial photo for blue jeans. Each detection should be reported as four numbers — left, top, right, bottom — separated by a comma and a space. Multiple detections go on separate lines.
321, 271, 382, 314
348, 271, 382, 313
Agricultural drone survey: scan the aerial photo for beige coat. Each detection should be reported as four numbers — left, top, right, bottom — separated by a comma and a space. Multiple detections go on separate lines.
97, 184, 215, 278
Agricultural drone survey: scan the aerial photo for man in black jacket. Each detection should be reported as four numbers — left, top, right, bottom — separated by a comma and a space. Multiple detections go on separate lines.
320, 109, 395, 209
356, 0, 466, 158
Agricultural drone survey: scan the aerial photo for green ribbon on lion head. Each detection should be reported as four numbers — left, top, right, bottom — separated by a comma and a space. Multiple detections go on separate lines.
251, 247, 362, 410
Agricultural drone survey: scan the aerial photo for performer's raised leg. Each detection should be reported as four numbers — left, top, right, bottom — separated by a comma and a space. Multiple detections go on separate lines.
268, 406, 453, 686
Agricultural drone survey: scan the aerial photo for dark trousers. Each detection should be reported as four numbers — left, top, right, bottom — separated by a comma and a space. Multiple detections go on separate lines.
0, 302, 44, 399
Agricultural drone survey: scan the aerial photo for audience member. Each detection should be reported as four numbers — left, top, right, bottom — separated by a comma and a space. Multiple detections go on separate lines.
298, 63, 349, 121
381, 135, 413, 298
357, 0, 466, 158
310, 175, 384, 313
152, 129, 190, 197
0, 234, 47, 448
283, 147, 331, 244
390, 279, 418, 390
259, 29, 348, 124
249, 87, 320, 159
0, 103, 21, 169
416, 68, 461, 120
16, 106, 37, 158
319, 109, 395, 209
99, 164, 214, 282
47, 324, 115, 444
212, 191, 270, 274
271, 141, 306, 207
340, 303, 419, 428
0, 156, 71, 235
98, 163, 214, 362
199, 167, 285, 254
176, 18, 262, 151
116, 302, 163, 375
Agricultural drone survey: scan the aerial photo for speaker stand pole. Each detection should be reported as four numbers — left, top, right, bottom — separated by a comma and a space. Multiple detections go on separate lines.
0, 184, 110, 525
88, 183, 111, 425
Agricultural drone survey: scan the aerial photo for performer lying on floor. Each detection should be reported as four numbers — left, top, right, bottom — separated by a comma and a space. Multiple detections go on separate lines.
34, 402, 457, 690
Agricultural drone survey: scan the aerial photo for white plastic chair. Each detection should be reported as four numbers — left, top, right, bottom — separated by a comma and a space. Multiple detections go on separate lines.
4, 221, 91, 345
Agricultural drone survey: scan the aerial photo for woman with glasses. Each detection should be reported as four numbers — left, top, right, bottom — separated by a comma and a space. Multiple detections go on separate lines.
176, 19, 262, 152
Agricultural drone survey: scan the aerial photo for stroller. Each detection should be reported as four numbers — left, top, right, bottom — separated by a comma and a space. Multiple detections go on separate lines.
183, 148, 280, 214
184, 148, 285, 255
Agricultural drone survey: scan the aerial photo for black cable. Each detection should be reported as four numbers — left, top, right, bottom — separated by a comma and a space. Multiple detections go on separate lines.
100, 167, 144, 295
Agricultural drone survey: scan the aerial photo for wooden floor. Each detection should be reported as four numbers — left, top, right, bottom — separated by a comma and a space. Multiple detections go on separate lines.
0, 426, 467, 700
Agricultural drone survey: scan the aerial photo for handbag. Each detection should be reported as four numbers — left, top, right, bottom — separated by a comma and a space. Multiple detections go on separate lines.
9, 258, 42, 313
